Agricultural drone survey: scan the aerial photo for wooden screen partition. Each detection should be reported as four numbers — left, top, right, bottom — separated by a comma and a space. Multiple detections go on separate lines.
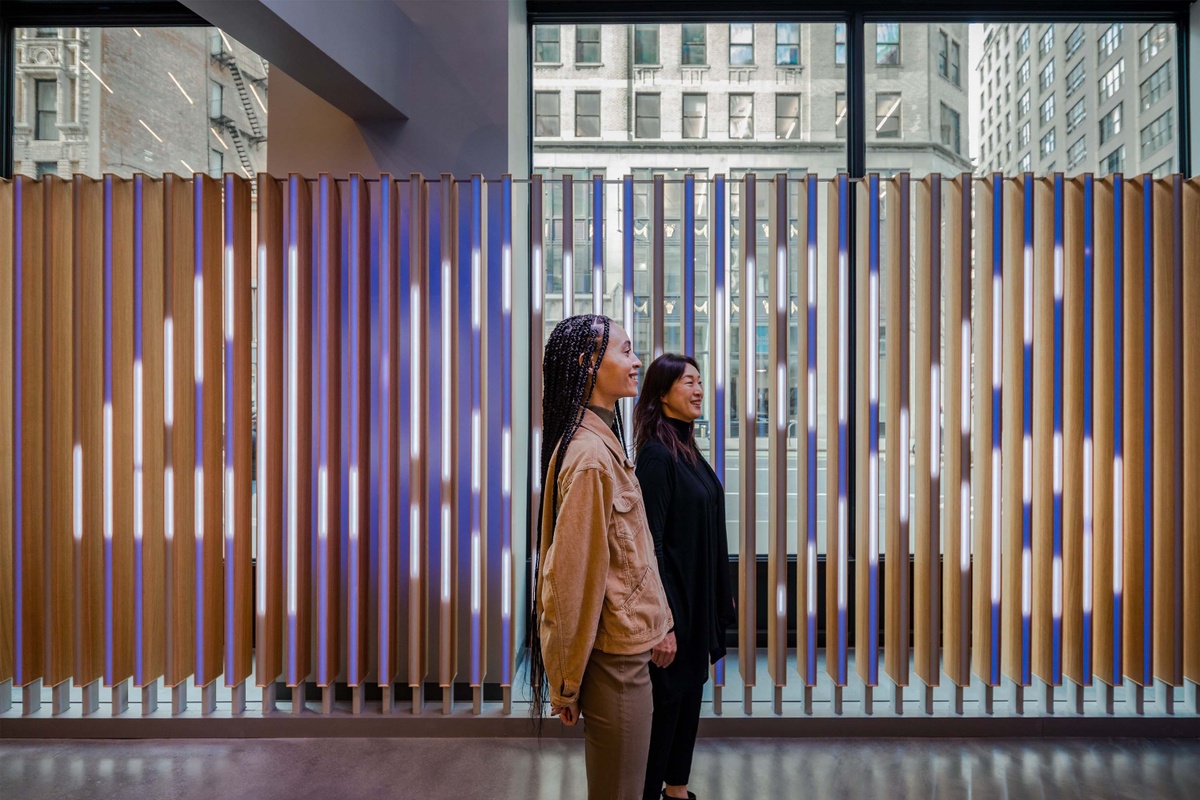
1, 171, 1197, 724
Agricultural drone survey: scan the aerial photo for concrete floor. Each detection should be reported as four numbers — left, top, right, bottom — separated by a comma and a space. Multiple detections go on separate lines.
1, 738, 1198, 800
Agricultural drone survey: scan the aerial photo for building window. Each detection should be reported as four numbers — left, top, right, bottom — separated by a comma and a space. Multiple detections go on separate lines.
1140, 110, 1173, 159
776, 23, 800, 66
535, 26, 561, 63
575, 91, 600, 137
682, 93, 707, 139
1140, 25, 1170, 63
1098, 23, 1123, 60
1099, 103, 1122, 145
940, 103, 960, 154
1040, 94, 1055, 126
1019, 90, 1031, 118
634, 93, 660, 138
1019, 121, 1031, 148
35, 161, 57, 178
876, 23, 900, 65
729, 93, 754, 138
1039, 26, 1054, 58
209, 148, 224, 178
534, 91, 560, 136
1066, 61, 1085, 97
1140, 63, 1171, 111
776, 94, 800, 139
938, 31, 949, 79
1039, 59, 1055, 92
1100, 145, 1125, 174
209, 79, 223, 118
634, 24, 659, 65
730, 23, 754, 65
36, 28, 58, 38
1019, 153, 1032, 172
1098, 59, 1125, 103
1066, 25, 1084, 60
1018, 26, 1030, 55
1067, 137, 1087, 170
875, 92, 900, 138
1067, 98, 1086, 134
681, 24, 706, 65
1018, 59, 1030, 88
1151, 158, 1173, 177
1040, 128, 1056, 157
834, 23, 847, 65
35, 79, 58, 140
835, 92, 847, 138
575, 25, 601, 64
950, 41, 960, 86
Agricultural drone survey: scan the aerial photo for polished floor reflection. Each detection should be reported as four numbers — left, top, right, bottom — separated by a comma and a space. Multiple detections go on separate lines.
1, 738, 1198, 799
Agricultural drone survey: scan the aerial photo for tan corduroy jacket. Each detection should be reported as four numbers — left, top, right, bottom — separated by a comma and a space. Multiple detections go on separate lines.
538, 408, 673, 709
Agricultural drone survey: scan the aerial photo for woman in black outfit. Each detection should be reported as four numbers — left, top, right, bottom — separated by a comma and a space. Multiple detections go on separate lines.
633, 354, 735, 800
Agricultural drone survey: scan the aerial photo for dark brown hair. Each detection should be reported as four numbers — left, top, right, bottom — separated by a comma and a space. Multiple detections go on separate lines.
633, 353, 701, 464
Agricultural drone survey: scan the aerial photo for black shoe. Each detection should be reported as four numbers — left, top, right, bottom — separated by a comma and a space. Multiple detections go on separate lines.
661, 792, 696, 800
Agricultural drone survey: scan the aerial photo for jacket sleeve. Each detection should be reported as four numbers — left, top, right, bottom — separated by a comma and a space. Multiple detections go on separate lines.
539, 464, 611, 709
635, 450, 683, 632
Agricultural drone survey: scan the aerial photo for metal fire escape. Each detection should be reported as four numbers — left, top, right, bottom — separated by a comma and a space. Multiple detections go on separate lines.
208, 30, 266, 180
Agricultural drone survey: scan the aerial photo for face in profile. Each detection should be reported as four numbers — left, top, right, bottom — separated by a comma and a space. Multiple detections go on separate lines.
661, 362, 704, 423
590, 322, 642, 404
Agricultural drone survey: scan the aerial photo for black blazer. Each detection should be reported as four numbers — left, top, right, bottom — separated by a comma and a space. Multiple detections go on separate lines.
635, 420, 736, 699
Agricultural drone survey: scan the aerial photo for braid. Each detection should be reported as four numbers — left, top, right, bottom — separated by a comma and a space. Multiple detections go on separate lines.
529, 313, 617, 723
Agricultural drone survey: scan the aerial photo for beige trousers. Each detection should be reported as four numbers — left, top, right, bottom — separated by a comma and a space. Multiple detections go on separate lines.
578, 648, 654, 800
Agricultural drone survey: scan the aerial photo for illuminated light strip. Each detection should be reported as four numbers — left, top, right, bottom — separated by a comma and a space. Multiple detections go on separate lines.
439, 176, 455, 692
376, 176, 392, 683
1052, 174, 1065, 680
210, 128, 228, 150
500, 176, 514, 685
867, 174, 880, 684
805, 174, 818, 685
683, 174, 695, 356
1021, 173, 1034, 684
1141, 174, 1154, 682
133, 176, 146, 683
247, 82, 267, 115
771, 174, 788, 685
529, 174, 545, 638
139, 119, 164, 144
256, 229, 268, 628
80, 61, 114, 94
959, 174, 973, 679
621, 174, 634, 431
348, 176, 363, 683
836, 173, 849, 685
469, 175, 484, 686
285, 177, 300, 682
563, 174, 574, 319
740, 174, 758, 691
1081, 175, 1095, 683
316, 175, 331, 685
653, 175, 666, 360
711, 174, 727, 689
1112, 175, 1124, 681
894, 173, 912, 687
990, 174, 1004, 684
223, 175, 236, 683
193, 177, 207, 685
103, 176, 116, 683
593, 175, 604, 315
168, 71, 193, 104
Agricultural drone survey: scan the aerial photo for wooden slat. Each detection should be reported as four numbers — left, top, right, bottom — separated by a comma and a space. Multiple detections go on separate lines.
408, 174, 429, 692
0, 179, 12, 686
137, 176, 167, 687
284, 173, 313, 688
913, 175, 941, 688
164, 173, 195, 689
74, 176, 104, 687
44, 176, 75, 688
854, 176, 879, 687
315, 173, 342, 688
1184, 178, 1200, 685
255, 175, 284, 687
885, 175, 911, 688
1152, 177, 1181, 686
944, 174, 970, 686
769, 174, 789, 691
972, 175, 999, 685
225, 175, 254, 688
825, 175, 848, 686
108, 177, 137, 687
374, 174, 399, 688
346, 174, 370, 688
1001, 176, 1029, 685
1063, 177, 1087, 686
738, 173, 758, 702
1092, 178, 1118, 686
796, 174, 817, 687
1032, 177, 1058, 686
1122, 176, 1149, 687
438, 175, 459, 694
15, 176, 46, 687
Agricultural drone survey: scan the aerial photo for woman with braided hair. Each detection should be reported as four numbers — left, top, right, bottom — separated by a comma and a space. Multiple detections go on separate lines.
531, 313, 674, 800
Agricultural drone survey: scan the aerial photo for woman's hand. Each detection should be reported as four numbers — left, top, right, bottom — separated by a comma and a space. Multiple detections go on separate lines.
551, 701, 580, 726
651, 631, 678, 668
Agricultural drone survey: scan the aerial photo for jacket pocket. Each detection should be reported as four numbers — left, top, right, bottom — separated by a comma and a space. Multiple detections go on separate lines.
611, 486, 642, 540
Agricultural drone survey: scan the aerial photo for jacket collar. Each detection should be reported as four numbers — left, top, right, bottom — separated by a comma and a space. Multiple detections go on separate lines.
578, 407, 633, 467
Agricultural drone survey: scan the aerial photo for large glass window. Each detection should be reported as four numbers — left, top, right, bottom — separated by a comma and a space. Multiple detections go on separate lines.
1066, 62, 1085, 97
875, 92, 901, 138
575, 25, 601, 64
834, 23, 847, 65
575, 91, 600, 137
1066, 25, 1084, 59
1100, 144, 1125, 174
1140, 63, 1171, 111
776, 23, 800, 66
1067, 98, 1087, 134
1140, 25, 1170, 63
876, 23, 900, 65
1039, 26, 1054, 58
634, 24, 659, 65
35, 79, 57, 140
730, 23, 755, 65
1098, 58, 1125, 103
1040, 94, 1056, 126
729, 94, 754, 139
534, 91, 560, 136
776, 94, 801, 139
1099, 103, 1122, 145
1098, 23, 1123, 60
535, 25, 561, 63
682, 23, 706, 65
634, 93, 660, 138
682, 94, 707, 139
1140, 110, 1173, 159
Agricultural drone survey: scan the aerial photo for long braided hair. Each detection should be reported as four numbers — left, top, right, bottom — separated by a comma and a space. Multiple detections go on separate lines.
529, 313, 628, 720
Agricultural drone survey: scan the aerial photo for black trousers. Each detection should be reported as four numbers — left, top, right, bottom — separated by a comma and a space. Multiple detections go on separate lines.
642, 680, 704, 800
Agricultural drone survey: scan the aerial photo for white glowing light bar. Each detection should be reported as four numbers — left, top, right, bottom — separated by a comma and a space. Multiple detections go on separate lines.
139, 119, 164, 143
73, 445, 83, 543
286, 241, 299, 618
168, 71, 193, 104
210, 128, 229, 150
103, 404, 113, 543
80, 61, 114, 94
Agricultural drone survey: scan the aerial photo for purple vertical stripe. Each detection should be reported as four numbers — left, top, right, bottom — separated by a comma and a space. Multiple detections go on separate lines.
867, 173, 880, 685
224, 175, 236, 684
836, 173, 848, 686
104, 176, 115, 683
806, 174, 817, 685
193, 176, 206, 686
134, 175, 145, 684
683, 175, 695, 357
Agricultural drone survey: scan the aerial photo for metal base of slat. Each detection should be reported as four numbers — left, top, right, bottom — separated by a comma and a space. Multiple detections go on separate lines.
1157, 681, 1174, 716
290, 682, 305, 715
52, 682, 70, 716
1011, 683, 1025, 715
893, 684, 904, 716
743, 686, 753, 715
142, 680, 159, 716
0, 679, 11, 714
111, 680, 129, 716
1133, 684, 1145, 715
81, 680, 100, 716
411, 686, 423, 715
1041, 680, 1054, 715
862, 685, 873, 716
230, 681, 246, 716
923, 685, 934, 716
833, 686, 843, 716
381, 685, 393, 714
172, 684, 188, 716
321, 686, 333, 716
980, 685, 994, 716
803, 686, 813, 716
261, 683, 277, 714
473, 686, 482, 715
1186, 681, 1198, 714
351, 686, 363, 715
502, 686, 511, 716
23, 680, 42, 716
953, 686, 964, 716
1071, 682, 1085, 715
1102, 682, 1114, 715
200, 683, 217, 716
773, 686, 783, 715
712, 685, 722, 716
